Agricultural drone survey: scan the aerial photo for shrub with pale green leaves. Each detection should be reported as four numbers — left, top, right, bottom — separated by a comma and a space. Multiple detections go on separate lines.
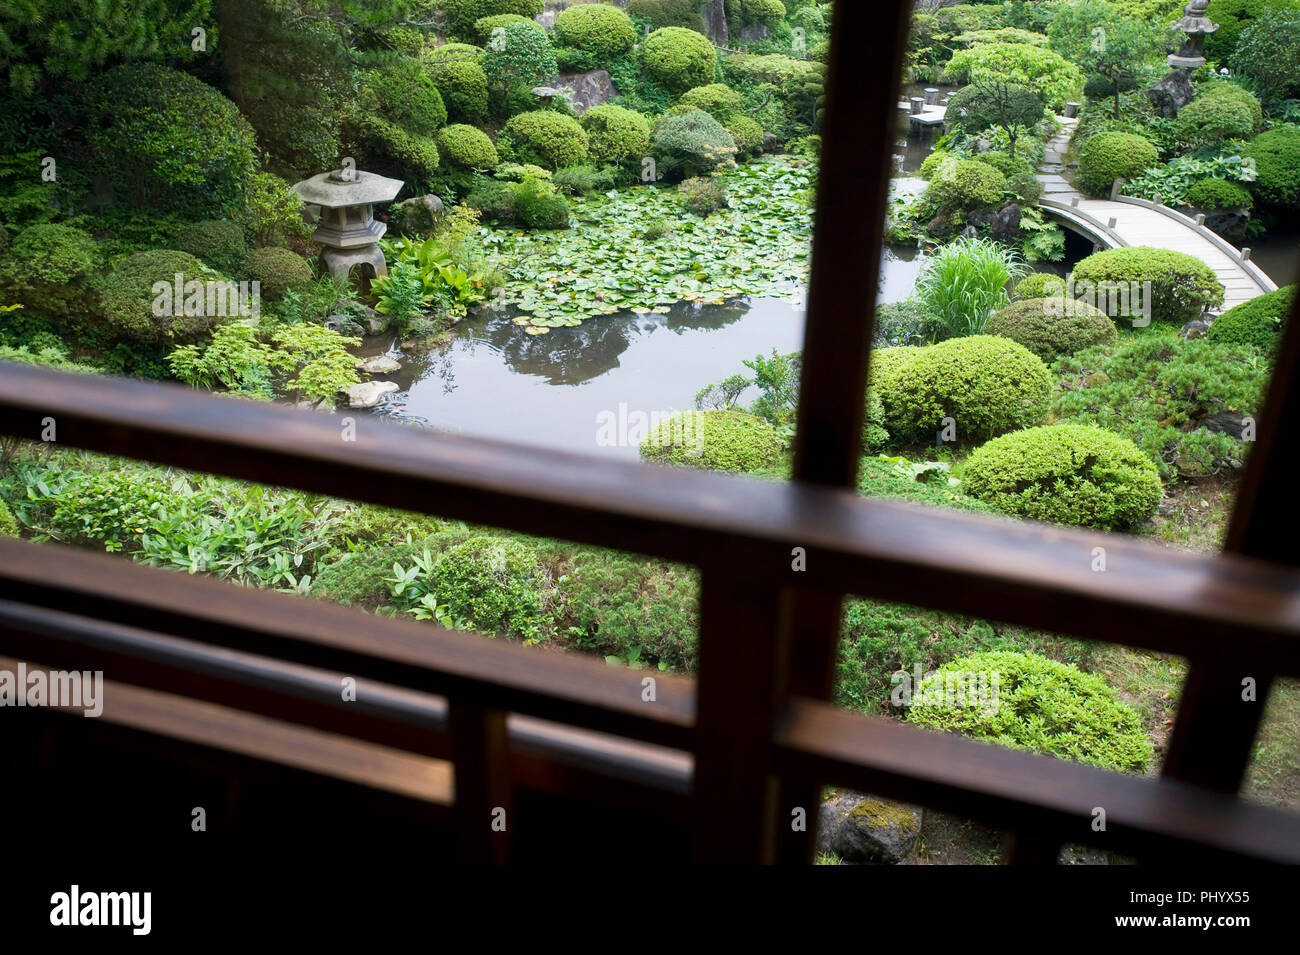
1206, 285, 1294, 355
581, 104, 652, 167
553, 3, 637, 61
436, 124, 500, 169
650, 108, 738, 179
1077, 131, 1159, 196
1070, 246, 1223, 325
502, 111, 589, 170
640, 26, 718, 93
986, 297, 1116, 361
639, 410, 784, 472
678, 83, 743, 121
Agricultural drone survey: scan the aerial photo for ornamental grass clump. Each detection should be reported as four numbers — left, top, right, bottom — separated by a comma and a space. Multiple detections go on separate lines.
912, 237, 1029, 339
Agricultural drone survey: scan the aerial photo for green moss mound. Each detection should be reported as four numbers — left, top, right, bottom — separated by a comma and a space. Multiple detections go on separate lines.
872, 336, 1052, 445
639, 410, 784, 472
726, 115, 765, 156
425, 44, 490, 123
173, 220, 249, 276
98, 250, 227, 345
963, 424, 1162, 529
0, 224, 102, 320
580, 104, 652, 167
360, 66, 447, 137
1071, 246, 1224, 325
986, 297, 1116, 361
429, 536, 550, 637
906, 650, 1153, 773
640, 26, 717, 93
502, 111, 590, 170
1185, 177, 1253, 211
436, 124, 500, 169
1242, 126, 1300, 210
247, 247, 312, 300
553, 3, 637, 60
926, 158, 1005, 212
1207, 285, 1295, 355
1076, 131, 1159, 197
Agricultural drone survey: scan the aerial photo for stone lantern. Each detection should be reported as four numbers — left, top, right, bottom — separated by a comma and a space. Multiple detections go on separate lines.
291, 167, 404, 286
1168, 0, 1218, 71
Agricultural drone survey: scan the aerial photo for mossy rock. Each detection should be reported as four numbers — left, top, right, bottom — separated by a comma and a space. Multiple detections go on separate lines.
816, 792, 922, 864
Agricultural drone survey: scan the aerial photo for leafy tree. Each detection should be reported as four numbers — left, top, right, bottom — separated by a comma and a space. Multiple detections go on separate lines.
1048, 0, 1167, 119
1230, 10, 1300, 103
481, 20, 557, 115
945, 81, 1044, 157
945, 41, 1084, 112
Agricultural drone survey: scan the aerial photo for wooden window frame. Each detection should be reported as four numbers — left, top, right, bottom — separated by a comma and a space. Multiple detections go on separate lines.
2, 1, 1299, 863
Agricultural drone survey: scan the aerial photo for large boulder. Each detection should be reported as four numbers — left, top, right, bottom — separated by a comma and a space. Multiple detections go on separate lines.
389, 194, 445, 237
342, 380, 399, 408
1146, 70, 1194, 118
816, 791, 922, 864
552, 69, 616, 116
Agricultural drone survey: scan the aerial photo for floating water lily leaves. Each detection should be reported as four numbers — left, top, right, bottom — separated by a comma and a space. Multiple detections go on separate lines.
524, 325, 549, 335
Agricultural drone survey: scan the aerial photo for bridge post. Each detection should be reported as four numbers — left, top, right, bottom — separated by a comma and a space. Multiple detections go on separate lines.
1195, 213, 1206, 226
1110, 179, 1124, 201
909, 97, 924, 115
1242, 248, 1252, 262
924, 88, 939, 105
1070, 197, 1080, 208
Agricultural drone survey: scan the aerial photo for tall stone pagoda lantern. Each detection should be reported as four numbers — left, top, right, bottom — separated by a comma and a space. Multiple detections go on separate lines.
1168, 0, 1218, 71
291, 166, 404, 287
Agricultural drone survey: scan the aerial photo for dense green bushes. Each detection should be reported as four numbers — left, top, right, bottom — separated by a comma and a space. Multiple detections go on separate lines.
1185, 177, 1253, 211
173, 220, 250, 277
971, 150, 1041, 203
246, 247, 313, 300
426, 536, 551, 637
650, 109, 738, 179
1207, 285, 1295, 355
906, 650, 1153, 772
502, 111, 589, 170
1011, 272, 1065, 300
97, 251, 226, 345
443, 0, 543, 39
436, 124, 500, 169
1242, 126, 1300, 210
627, 0, 707, 33
553, 3, 637, 61
1076, 131, 1159, 196
986, 297, 1116, 361
424, 44, 491, 123
1071, 246, 1224, 325
679, 83, 743, 122
360, 64, 447, 137
1176, 93, 1256, 150
963, 424, 1162, 529
0, 224, 102, 320
639, 410, 784, 472
639, 26, 717, 93
726, 116, 765, 157
926, 158, 1005, 211
473, 13, 537, 42
872, 336, 1052, 445
581, 104, 652, 168
0, 500, 18, 538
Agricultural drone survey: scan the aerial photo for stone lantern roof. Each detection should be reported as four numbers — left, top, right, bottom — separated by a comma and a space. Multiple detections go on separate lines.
290, 168, 404, 209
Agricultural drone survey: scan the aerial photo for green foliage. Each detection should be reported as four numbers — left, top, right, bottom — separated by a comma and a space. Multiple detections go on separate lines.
627, 0, 707, 33
1121, 147, 1257, 206
1176, 94, 1257, 150
1202, 0, 1300, 65
726, 116, 765, 157
1230, 10, 1300, 102
972, 150, 1040, 201
679, 176, 728, 216
246, 247, 312, 300
1207, 286, 1295, 355
553, 3, 637, 61
987, 296, 1116, 361
679, 83, 743, 122
173, 220, 249, 276
1071, 246, 1224, 325
1011, 273, 1066, 300
873, 336, 1052, 445
1242, 126, 1300, 210
1053, 331, 1268, 479
346, 113, 442, 184
872, 301, 944, 348
243, 172, 313, 249
510, 179, 572, 229
502, 111, 589, 170
1076, 131, 1160, 196
650, 108, 738, 180
424, 44, 491, 123
726, 0, 786, 27
925, 158, 1006, 212
1184, 177, 1253, 211
377, 232, 491, 317
580, 104, 652, 167
906, 650, 1153, 773
481, 20, 557, 111
918, 149, 951, 181
360, 62, 447, 136
443, 0, 544, 40
1047, 0, 1167, 119
473, 13, 537, 42
944, 82, 1044, 157
912, 237, 1029, 339
0, 499, 18, 538
963, 424, 1162, 530
0, 224, 102, 320
421, 536, 551, 638
436, 124, 500, 169
639, 26, 717, 93
639, 410, 784, 472
945, 42, 1084, 112
97, 250, 225, 345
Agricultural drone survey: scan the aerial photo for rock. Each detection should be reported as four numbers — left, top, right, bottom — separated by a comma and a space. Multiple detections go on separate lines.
358, 355, 401, 374
1146, 70, 1194, 118
341, 380, 399, 409
1180, 319, 1212, 340
366, 317, 386, 336
960, 224, 979, 240
1203, 209, 1250, 242
294, 396, 334, 413
738, 24, 769, 43
551, 70, 616, 116
974, 138, 993, 154
324, 314, 364, 336
815, 792, 922, 864
534, 11, 555, 30
1157, 494, 1178, 517
1200, 411, 1247, 439
704, 0, 729, 47
1058, 844, 1111, 865
991, 203, 1021, 244
389, 194, 445, 237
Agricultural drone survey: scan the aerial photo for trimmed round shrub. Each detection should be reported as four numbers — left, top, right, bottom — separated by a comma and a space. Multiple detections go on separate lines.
918, 148, 951, 181
0, 224, 102, 319
1207, 285, 1295, 355
678, 83, 743, 121
1011, 272, 1066, 300
443, 0, 543, 39
360, 66, 447, 136
986, 297, 1116, 361
971, 150, 1040, 203
639, 410, 784, 472
349, 114, 442, 181
963, 424, 1162, 530
729, 0, 786, 26
872, 336, 1052, 444
90, 64, 256, 217
906, 650, 1153, 772
627, 0, 707, 33
425, 44, 490, 123
1176, 94, 1255, 149
726, 115, 764, 156
436, 124, 500, 169
511, 180, 571, 229
502, 111, 589, 170
428, 536, 550, 636
651, 109, 738, 180
1242, 126, 1300, 210
1071, 246, 1224, 325
1076, 131, 1160, 197
173, 220, 249, 276
0, 500, 18, 538
1185, 177, 1253, 211
640, 26, 718, 93
580, 104, 652, 167
246, 247, 313, 300
943, 82, 1045, 138
554, 3, 636, 60
473, 13, 538, 42
1198, 82, 1263, 131
97, 250, 226, 345
925, 158, 1005, 211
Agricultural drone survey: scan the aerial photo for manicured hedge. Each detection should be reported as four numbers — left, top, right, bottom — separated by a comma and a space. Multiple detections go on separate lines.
639, 410, 784, 472
361, 65, 447, 136
963, 424, 1162, 530
650, 108, 737, 179
553, 3, 637, 60
502, 111, 590, 170
926, 158, 1005, 211
246, 247, 313, 300
97, 251, 226, 345
726, 115, 764, 156
1011, 272, 1065, 300
173, 220, 249, 277
1185, 177, 1253, 211
1242, 126, 1300, 210
0, 224, 102, 320
678, 83, 743, 122
580, 104, 652, 167
429, 536, 549, 636
640, 26, 718, 93
1070, 246, 1224, 325
425, 44, 490, 123
1207, 285, 1295, 355
1076, 131, 1159, 197
443, 0, 543, 40
436, 124, 500, 169
986, 297, 1116, 361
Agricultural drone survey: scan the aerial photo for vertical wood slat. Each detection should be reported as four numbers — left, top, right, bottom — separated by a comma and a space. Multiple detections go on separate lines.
449, 702, 513, 864
777, 0, 916, 864
1164, 266, 1300, 794
691, 558, 788, 863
